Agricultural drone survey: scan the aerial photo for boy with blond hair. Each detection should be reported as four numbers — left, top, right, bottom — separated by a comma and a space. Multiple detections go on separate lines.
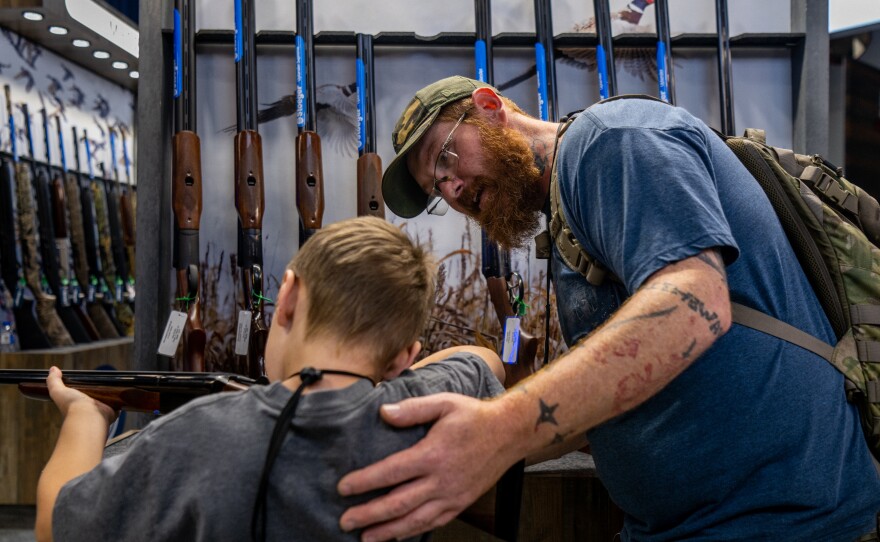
36, 216, 505, 542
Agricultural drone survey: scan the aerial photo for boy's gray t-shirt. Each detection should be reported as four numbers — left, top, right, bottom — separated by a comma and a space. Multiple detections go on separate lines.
53, 353, 504, 542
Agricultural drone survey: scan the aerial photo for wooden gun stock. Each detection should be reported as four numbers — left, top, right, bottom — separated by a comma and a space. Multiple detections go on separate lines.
234, 130, 264, 231
486, 276, 540, 387
295, 130, 324, 233
356, 153, 385, 218
176, 266, 205, 372
172, 131, 203, 231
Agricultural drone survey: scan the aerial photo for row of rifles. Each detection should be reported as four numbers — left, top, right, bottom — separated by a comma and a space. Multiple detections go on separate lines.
168, 0, 384, 378
166, 0, 736, 380
0, 84, 136, 351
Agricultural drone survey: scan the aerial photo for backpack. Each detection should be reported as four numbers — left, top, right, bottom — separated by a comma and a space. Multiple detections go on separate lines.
546, 96, 880, 464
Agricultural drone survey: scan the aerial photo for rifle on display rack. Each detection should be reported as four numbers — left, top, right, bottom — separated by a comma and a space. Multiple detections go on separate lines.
0, 369, 258, 414
533, 0, 559, 368
533, 0, 558, 122
654, 0, 675, 104
171, 0, 205, 372
715, 0, 734, 136
593, 0, 617, 99
104, 130, 134, 307
38, 108, 99, 342
476, 0, 539, 382
55, 116, 118, 339
355, 33, 384, 218
118, 129, 136, 280
295, 0, 324, 242
233, 0, 267, 379
15, 102, 74, 346
81, 128, 133, 336
0, 85, 51, 349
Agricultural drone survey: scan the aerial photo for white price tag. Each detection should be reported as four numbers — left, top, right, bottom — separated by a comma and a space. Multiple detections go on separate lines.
157, 310, 187, 357
501, 316, 521, 365
235, 310, 252, 356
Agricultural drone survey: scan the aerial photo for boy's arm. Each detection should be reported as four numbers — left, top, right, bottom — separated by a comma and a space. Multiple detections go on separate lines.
411, 345, 505, 385
35, 367, 116, 542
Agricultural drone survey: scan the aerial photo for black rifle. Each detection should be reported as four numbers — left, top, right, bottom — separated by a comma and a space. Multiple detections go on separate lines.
171, 0, 205, 372
74, 126, 127, 336
0, 369, 258, 414
355, 33, 384, 218
119, 129, 136, 281
0, 86, 50, 349
21, 104, 92, 344
655, 0, 675, 104
593, 0, 617, 99
295, 0, 324, 245
104, 129, 134, 306
40, 108, 100, 341
715, 0, 735, 136
234, 0, 267, 379
533, 0, 558, 122
55, 116, 117, 339
15, 104, 75, 346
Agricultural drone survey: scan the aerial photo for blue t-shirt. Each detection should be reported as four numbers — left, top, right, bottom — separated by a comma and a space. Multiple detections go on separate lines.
552, 98, 880, 541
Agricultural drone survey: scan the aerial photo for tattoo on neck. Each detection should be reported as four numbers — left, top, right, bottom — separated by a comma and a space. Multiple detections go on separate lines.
535, 398, 560, 430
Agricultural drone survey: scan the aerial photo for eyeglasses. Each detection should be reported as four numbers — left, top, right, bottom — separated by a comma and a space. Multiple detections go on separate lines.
426, 109, 469, 216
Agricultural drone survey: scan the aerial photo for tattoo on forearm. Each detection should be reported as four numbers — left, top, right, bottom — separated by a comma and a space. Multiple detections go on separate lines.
645, 282, 724, 336
535, 398, 559, 430
682, 338, 697, 359
696, 251, 727, 282
604, 305, 678, 332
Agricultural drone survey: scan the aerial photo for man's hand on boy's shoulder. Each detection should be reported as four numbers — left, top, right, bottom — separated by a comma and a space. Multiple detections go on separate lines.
412, 346, 505, 386
47, 367, 117, 425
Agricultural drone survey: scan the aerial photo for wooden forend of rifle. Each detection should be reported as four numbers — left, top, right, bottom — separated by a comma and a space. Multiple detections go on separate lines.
172, 130, 203, 230
18, 383, 161, 412
486, 276, 540, 387
356, 153, 385, 218
295, 130, 324, 230
234, 129, 264, 230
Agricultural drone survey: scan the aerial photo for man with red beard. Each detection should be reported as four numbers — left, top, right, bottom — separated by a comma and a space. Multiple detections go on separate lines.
337, 76, 880, 542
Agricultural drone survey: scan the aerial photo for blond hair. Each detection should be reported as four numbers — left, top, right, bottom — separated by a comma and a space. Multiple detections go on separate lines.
288, 216, 436, 367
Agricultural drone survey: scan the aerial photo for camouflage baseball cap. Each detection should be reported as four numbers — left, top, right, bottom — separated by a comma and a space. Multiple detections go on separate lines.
382, 76, 496, 218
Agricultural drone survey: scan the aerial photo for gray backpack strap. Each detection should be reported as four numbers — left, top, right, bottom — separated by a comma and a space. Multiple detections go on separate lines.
730, 302, 834, 361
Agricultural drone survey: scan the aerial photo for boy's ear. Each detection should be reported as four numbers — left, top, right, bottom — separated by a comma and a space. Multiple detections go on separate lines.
273, 270, 298, 329
381, 341, 422, 380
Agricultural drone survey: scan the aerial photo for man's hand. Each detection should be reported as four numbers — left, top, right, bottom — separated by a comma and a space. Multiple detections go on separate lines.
46, 366, 116, 424
338, 393, 523, 542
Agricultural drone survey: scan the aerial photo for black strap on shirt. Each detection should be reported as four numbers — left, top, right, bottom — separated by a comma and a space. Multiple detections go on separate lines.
251, 367, 374, 541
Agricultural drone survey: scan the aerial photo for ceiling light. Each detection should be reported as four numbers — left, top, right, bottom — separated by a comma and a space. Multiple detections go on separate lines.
72, 39, 90, 48
22, 11, 44, 21
112, 61, 128, 70
93, 50, 110, 59
49, 26, 69, 35
129, 71, 139, 79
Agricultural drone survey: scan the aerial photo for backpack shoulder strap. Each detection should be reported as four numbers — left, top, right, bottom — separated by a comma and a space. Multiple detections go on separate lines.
548, 116, 616, 286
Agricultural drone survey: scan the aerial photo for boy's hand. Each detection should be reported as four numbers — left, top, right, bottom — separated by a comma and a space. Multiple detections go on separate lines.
46, 367, 117, 425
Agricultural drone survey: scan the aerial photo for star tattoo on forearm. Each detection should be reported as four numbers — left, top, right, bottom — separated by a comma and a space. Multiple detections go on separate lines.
535, 398, 559, 430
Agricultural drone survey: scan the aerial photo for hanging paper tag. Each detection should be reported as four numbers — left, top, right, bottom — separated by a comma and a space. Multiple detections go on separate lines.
115, 279, 124, 303
13, 281, 24, 308
87, 281, 97, 303
501, 316, 521, 365
157, 310, 187, 357
234, 310, 252, 356
59, 279, 70, 307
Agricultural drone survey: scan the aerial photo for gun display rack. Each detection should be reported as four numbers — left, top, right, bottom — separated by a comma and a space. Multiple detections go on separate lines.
135, 0, 829, 379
